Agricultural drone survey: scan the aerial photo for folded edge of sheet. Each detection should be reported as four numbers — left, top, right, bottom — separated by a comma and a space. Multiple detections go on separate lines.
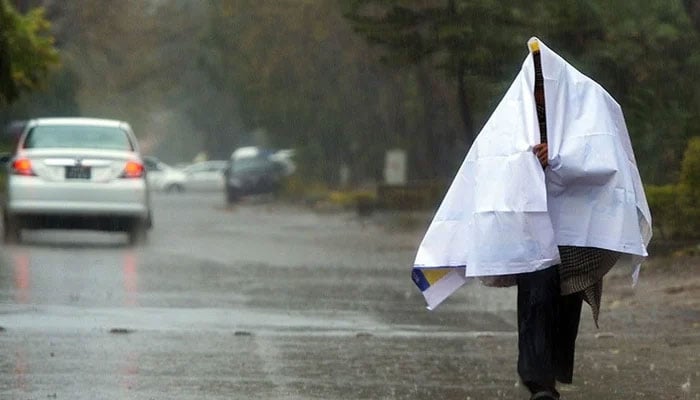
411, 266, 469, 310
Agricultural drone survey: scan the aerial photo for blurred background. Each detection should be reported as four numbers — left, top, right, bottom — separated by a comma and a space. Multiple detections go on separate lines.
2, 0, 700, 243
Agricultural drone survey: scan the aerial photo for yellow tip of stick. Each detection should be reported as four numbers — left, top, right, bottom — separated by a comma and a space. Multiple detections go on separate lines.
528, 38, 540, 53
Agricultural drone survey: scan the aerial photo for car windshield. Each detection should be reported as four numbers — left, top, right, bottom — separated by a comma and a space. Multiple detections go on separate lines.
23, 125, 133, 151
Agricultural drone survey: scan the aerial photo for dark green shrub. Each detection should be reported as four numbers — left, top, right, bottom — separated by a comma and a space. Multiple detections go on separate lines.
679, 137, 700, 187
676, 137, 700, 239
376, 180, 447, 210
645, 184, 680, 239
638, 138, 700, 240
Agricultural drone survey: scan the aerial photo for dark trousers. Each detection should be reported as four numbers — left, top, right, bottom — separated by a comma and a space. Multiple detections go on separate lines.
517, 266, 583, 394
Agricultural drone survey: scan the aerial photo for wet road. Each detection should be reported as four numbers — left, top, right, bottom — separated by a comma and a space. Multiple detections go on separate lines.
0, 193, 698, 399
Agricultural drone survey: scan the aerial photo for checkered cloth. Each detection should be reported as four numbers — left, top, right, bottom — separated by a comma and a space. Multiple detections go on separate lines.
479, 246, 620, 326
558, 246, 620, 326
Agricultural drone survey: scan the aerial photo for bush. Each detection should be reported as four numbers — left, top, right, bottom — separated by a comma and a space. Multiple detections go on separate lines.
646, 137, 700, 240
676, 137, 700, 238
645, 184, 680, 239
278, 175, 328, 203
376, 180, 447, 210
680, 137, 700, 187
278, 175, 378, 216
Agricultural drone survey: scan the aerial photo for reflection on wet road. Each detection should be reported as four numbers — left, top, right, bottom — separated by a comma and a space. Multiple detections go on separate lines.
11, 251, 29, 304
0, 193, 517, 399
1, 244, 140, 308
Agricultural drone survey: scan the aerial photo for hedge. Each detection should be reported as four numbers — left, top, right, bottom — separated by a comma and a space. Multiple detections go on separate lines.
646, 137, 700, 240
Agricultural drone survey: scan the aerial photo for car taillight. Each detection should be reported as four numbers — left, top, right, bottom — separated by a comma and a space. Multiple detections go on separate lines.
121, 161, 144, 178
12, 158, 35, 176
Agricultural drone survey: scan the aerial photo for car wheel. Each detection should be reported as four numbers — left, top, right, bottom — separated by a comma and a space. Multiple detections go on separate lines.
127, 219, 148, 246
3, 214, 22, 244
226, 187, 239, 204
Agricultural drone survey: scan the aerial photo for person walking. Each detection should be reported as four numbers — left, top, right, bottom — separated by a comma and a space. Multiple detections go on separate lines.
411, 37, 652, 399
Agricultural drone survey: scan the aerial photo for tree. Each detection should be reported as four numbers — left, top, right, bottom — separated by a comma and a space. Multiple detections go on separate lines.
343, 0, 700, 184
200, 0, 447, 182
578, 1, 700, 184
342, 0, 524, 146
0, 0, 59, 104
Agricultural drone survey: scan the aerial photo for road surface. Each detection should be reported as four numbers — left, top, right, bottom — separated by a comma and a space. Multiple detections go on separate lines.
1, 192, 698, 399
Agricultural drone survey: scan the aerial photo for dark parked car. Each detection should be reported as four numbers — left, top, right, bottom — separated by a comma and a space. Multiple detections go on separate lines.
224, 147, 293, 204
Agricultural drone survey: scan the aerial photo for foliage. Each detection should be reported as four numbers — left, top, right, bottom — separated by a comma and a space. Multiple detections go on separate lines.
0, 0, 59, 104
342, 0, 524, 144
540, 1, 700, 185
328, 190, 377, 209
376, 180, 447, 210
645, 184, 680, 239
676, 137, 700, 238
587, 1, 700, 184
31, 1, 227, 161
201, 0, 459, 182
645, 137, 700, 240
342, 0, 700, 185
0, 67, 81, 131
679, 136, 700, 186
3, 1, 698, 189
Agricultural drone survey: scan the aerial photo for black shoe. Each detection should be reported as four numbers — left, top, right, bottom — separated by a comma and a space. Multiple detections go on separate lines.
530, 391, 559, 400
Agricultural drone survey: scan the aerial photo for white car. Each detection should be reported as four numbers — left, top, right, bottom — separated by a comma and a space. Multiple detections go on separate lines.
181, 160, 227, 191
144, 156, 187, 193
0, 117, 152, 245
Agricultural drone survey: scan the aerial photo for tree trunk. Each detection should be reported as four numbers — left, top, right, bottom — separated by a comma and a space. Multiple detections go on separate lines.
456, 61, 475, 146
0, 1, 18, 103
683, 0, 700, 32
416, 64, 440, 178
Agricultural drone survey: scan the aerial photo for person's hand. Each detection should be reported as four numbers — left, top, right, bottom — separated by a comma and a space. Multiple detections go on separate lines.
533, 143, 548, 167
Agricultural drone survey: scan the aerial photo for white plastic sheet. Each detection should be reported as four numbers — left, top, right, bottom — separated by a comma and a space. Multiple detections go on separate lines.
412, 37, 652, 310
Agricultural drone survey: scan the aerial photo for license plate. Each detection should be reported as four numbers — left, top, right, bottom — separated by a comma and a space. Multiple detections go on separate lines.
65, 166, 91, 179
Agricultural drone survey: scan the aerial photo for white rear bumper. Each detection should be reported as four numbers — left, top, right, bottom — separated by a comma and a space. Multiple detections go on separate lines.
7, 176, 150, 218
